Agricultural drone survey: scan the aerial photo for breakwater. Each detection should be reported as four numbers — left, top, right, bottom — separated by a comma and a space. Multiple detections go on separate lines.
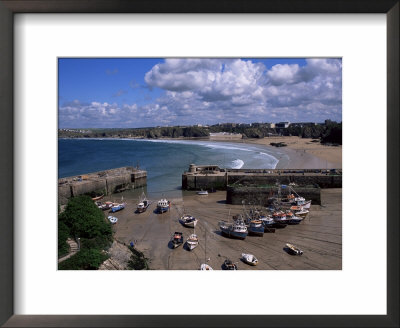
227, 185, 321, 206
182, 164, 342, 191
58, 166, 147, 205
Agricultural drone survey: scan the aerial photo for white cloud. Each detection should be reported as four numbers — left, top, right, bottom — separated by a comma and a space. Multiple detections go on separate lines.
60, 58, 342, 128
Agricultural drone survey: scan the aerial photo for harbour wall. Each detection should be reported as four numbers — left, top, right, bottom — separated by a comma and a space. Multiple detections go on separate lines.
182, 165, 342, 191
226, 185, 322, 206
58, 166, 147, 205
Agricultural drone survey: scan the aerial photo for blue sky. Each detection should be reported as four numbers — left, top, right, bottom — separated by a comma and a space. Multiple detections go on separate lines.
58, 58, 341, 128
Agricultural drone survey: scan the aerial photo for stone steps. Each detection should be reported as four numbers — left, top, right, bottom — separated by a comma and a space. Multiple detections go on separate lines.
58, 238, 80, 263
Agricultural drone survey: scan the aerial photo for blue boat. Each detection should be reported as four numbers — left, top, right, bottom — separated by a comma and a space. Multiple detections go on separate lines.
285, 211, 304, 225
219, 217, 248, 240
247, 220, 264, 237
110, 202, 126, 213
157, 199, 170, 213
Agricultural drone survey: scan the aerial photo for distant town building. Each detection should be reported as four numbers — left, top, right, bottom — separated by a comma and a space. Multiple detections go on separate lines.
290, 122, 317, 128
275, 122, 291, 128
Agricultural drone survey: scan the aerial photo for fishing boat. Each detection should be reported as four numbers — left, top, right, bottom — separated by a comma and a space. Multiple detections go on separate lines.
186, 233, 199, 250
285, 211, 304, 225
241, 253, 259, 266
157, 199, 170, 213
92, 194, 104, 201
278, 185, 312, 209
272, 211, 289, 228
259, 215, 276, 233
171, 232, 183, 248
222, 259, 237, 270
247, 219, 264, 237
290, 205, 309, 218
294, 197, 312, 209
197, 189, 208, 195
219, 217, 248, 240
179, 215, 198, 228
136, 192, 151, 213
110, 202, 126, 213
286, 243, 303, 255
107, 216, 118, 224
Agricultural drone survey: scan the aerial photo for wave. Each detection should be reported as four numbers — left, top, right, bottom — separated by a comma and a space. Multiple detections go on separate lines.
230, 159, 244, 169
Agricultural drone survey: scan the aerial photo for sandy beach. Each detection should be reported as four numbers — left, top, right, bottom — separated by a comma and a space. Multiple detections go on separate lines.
108, 188, 342, 270
145, 135, 342, 169
243, 136, 342, 169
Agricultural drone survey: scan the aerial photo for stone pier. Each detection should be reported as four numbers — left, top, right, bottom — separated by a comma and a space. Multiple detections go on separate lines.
58, 166, 147, 205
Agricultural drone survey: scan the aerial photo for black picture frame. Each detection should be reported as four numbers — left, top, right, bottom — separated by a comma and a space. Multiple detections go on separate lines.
0, 0, 398, 327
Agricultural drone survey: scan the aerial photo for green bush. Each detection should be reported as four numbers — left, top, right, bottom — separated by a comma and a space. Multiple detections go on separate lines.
59, 195, 112, 240
58, 249, 109, 270
127, 246, 149, 270
58, 195, 112, 270
58, 221, 70, 258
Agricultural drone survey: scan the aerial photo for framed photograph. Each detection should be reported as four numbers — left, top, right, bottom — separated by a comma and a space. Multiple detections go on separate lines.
1, 1, 398, 327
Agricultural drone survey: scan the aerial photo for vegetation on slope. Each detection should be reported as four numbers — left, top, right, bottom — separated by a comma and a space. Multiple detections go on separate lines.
58, 196, 112, 270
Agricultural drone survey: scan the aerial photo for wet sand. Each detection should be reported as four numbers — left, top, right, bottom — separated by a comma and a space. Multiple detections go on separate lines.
110, 188, 342, 270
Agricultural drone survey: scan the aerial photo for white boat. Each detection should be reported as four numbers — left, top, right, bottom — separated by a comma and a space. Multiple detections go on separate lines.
290, 205, 309, 218
136, 191, 151, 213
186, 233, 199, 250
294, 197, 312, 209
197, 189, 208, 195
107, 216, 118, 224
200, 263, 213, 270
241, 253, 259, 266
179, 215, 198, 228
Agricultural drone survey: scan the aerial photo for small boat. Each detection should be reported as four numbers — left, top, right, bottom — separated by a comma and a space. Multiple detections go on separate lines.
197, 189, 208, 195
222, 259, 237, 270
241, 253, 259, 266
290, 205, 309, 218
171, 232, 183, 248
219, 217, 248, 240
92, 194, 104, 201
286, 243, 303, 255
136, 199, 150, 213
97, 201, 113, 211
200, 263, 213, 270
179, 215, 198, 228
157, 199, 170, 213
110, 202, 126, 213
186, 233, 199, 250
247, 219, 264, 237
107, 216, 118, 224
285, 211, 304, 225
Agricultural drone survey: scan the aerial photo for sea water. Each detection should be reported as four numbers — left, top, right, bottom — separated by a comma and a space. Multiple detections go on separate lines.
58, 138, 287, 196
